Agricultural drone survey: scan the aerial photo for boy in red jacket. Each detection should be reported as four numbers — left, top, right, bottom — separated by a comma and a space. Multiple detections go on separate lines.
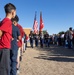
17, 24, 24, 73
0, 3, 16, 75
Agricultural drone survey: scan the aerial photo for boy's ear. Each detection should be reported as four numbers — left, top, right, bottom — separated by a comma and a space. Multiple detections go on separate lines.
13, 21, 15, 24
14, 21, 16, 24
12, 10, 16, 18
12, 12, 14, 16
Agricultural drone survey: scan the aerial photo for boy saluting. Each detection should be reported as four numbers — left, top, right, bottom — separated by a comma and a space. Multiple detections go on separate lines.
0, 3, 16, 75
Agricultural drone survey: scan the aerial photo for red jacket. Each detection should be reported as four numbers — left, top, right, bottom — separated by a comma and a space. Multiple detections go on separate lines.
73, 33, 74, 38
17, 24, 24, 47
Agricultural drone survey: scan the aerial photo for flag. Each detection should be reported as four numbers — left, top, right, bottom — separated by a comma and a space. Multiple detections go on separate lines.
39, 12, 44, 31
33, 12, 38, 34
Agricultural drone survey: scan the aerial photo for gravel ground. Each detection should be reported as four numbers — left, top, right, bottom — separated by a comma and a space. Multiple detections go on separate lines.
19, 45, 74, 75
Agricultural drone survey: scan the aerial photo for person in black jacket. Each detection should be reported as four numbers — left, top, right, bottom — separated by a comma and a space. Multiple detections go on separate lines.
29, 31, 34, 48
35, 33, 39, 47
39, 31, 44, 48
44, 32, 50, 47
23, 33, 27, 52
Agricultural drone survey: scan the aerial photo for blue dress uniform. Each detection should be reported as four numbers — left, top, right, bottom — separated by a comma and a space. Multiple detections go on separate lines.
35, 34, 39, 47
29, 34, 34, 48
40, 33, 44, 48
10, 24, 20, 75
44, 33, 50, 47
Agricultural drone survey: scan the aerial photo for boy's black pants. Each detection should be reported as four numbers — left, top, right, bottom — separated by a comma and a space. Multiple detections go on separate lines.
0, 49, 10, 75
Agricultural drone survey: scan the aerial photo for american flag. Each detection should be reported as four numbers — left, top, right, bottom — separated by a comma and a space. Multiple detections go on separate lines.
33, 12, 38, 34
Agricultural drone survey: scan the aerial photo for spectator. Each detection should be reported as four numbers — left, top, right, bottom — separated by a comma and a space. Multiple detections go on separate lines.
68, 27, 73, 49
11, 15, 20, 75
0, 3, 16, 75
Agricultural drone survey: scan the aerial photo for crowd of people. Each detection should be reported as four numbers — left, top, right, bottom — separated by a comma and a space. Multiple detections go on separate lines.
29, 31, 51, 48
29, 27, 74, 49
52, 27, 74, 49
0, 3, 74, 75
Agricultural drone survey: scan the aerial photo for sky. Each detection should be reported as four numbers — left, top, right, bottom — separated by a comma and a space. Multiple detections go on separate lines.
0, 0, 74, 35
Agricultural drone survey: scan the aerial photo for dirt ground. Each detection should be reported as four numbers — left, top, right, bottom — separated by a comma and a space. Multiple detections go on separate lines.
19, 45, 74, 75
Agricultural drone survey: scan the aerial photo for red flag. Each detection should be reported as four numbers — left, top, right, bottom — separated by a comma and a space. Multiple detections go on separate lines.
39, 12, 44, 31
33, 12, 38, 34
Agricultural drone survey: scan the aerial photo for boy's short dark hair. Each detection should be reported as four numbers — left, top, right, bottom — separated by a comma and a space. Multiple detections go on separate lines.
11, 15, 19, 22
4, 3, 16, 13
69, 27, 72, 31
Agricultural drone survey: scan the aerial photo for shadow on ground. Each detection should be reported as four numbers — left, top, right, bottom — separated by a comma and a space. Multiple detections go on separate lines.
34, 45, 74, 62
